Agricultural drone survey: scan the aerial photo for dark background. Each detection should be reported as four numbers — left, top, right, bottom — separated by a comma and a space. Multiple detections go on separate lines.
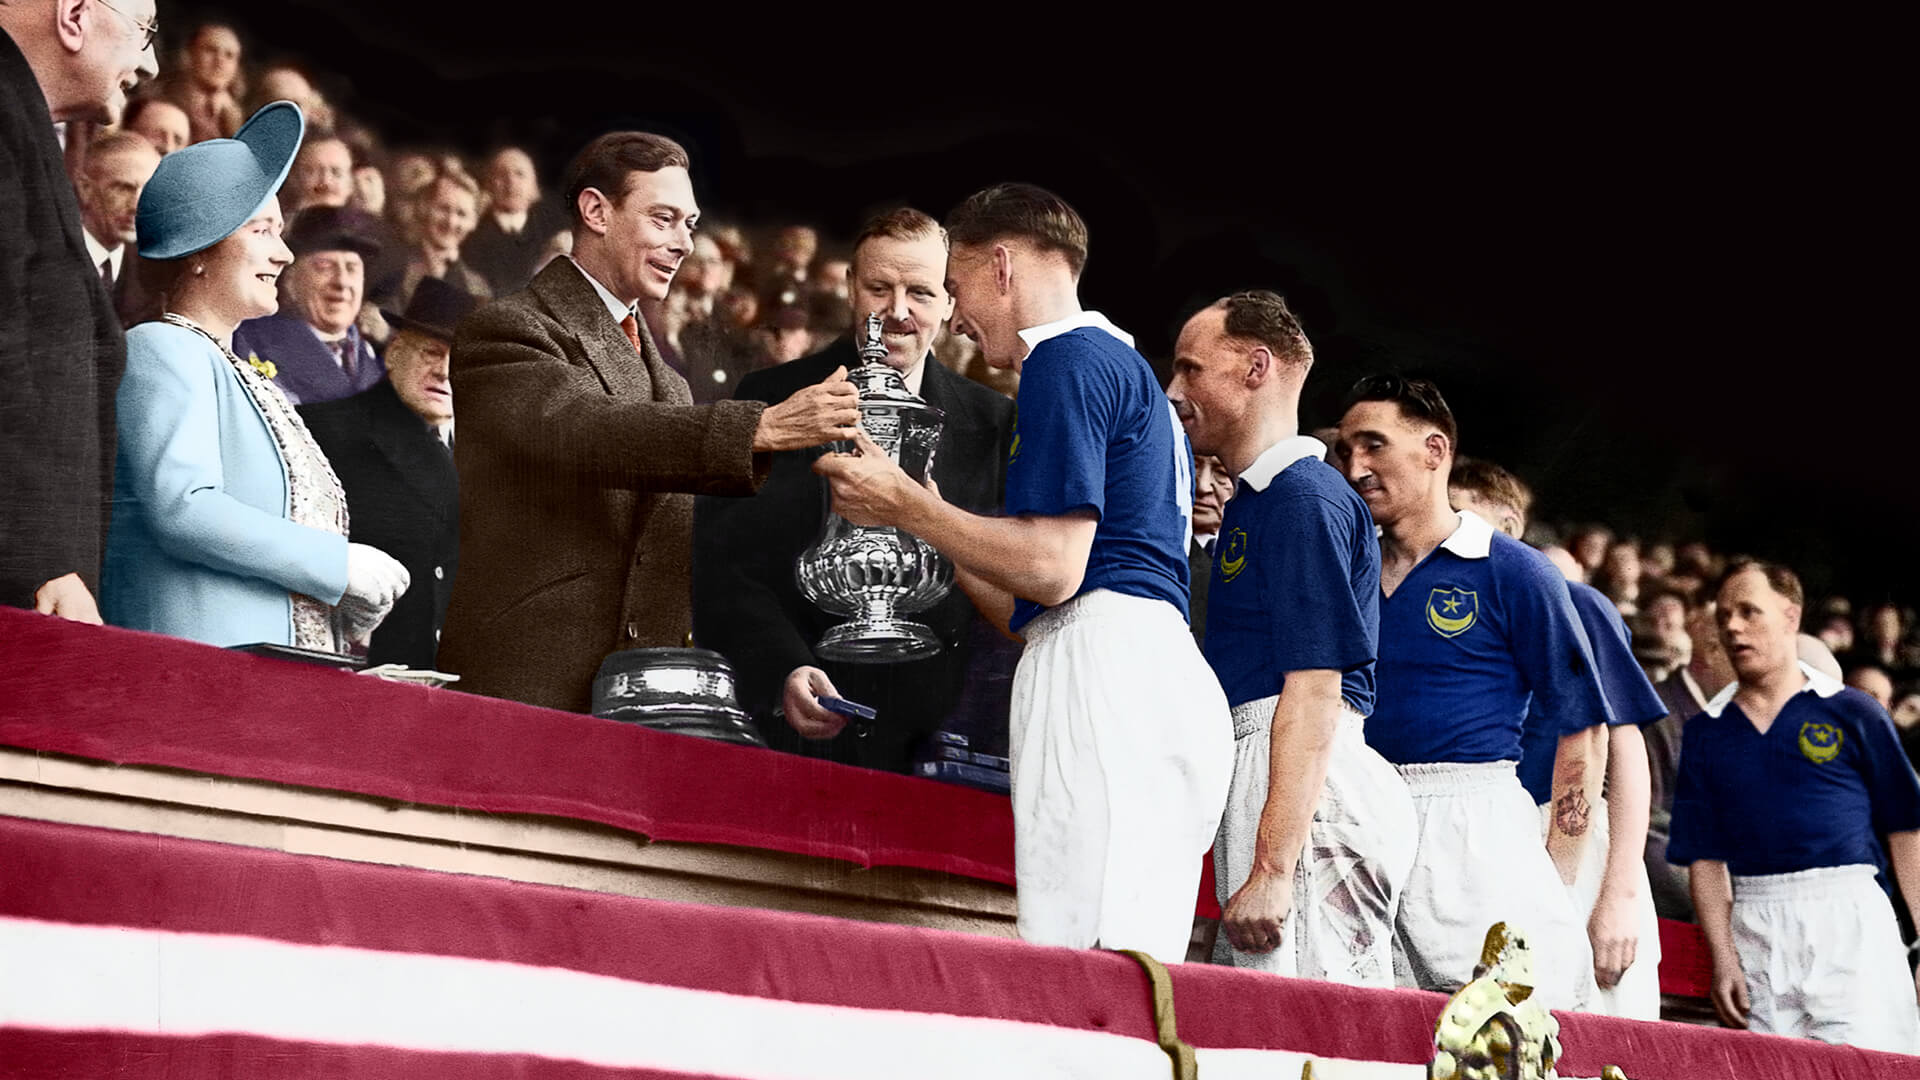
163, 5, 1909, 606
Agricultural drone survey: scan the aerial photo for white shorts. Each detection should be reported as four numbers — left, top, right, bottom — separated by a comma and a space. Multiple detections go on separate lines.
1009, 589, 1235, 963
1212, 697, 1416, 986
1391, 761, 1597, 1013
1536, 797, 1662, 1020
1732, 864, 1920, 1054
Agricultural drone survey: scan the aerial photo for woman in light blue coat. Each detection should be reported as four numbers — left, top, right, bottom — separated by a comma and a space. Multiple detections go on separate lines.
103, 102, 409, 652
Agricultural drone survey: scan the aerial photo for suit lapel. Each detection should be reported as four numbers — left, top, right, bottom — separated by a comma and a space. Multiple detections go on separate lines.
529, 259, 648, 399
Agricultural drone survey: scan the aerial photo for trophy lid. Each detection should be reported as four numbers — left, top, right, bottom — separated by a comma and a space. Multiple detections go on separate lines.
851, 313, 933, 407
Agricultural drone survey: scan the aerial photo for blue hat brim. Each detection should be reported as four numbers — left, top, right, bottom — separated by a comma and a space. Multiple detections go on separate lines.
136, 101, 306, 261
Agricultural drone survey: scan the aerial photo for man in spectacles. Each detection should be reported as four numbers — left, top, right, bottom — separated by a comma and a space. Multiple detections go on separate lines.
1, 0, 160, 622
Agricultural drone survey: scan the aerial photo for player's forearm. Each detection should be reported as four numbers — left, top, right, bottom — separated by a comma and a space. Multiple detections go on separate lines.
1252, 670, 1343, 877
898, 494, 1088, 608
1599, 723, 1653, 902
954, 564, 1020, 641
1547, 724, 1607, 884
1887, 830, 1920, 919
1690, 859, 1738, 960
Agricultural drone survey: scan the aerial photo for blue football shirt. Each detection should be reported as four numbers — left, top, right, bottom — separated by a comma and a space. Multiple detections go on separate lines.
1366, 511, 1615, 766
1201, 437, 1379, 714
1516, 580, 1671, 804
1667, 666, 1920, 876
1003, 317, 1192, 634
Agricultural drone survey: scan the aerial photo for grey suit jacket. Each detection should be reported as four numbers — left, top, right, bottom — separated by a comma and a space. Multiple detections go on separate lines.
436, 257, 770, 712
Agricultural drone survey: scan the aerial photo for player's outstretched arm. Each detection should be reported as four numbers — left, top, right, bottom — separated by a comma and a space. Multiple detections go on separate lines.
816, 428, 1097, 607
1690, 859, 1750, 1029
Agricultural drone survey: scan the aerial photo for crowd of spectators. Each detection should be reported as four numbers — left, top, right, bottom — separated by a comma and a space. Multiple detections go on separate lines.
74, 22, 1016, 407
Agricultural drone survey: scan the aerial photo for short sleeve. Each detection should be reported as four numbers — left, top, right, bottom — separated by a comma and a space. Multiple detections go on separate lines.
1500, 543, 1616, 735
1666, 715, 1726, 865
1003, 338, 1114, 520
1572, 585, 1670, 728
1265, 494, 1373, 674
1850, 698, 1920, 836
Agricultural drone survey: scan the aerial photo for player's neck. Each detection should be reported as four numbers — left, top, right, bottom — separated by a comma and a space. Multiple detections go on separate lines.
1224, 401, 1301, 479
1380, 494, 1459, 568
1733, 659, 1807, 730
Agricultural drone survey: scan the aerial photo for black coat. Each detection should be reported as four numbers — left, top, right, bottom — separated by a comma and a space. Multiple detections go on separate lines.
0, 29, 126, 608
298, 381, 459, 670
461, 200, 568, 299
692, 340, 1018, 771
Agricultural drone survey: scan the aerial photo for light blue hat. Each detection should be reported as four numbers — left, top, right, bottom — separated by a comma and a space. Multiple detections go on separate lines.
136, 100, 305, 260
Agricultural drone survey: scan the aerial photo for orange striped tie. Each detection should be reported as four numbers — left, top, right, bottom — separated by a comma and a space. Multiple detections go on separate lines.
619, 312, 642, 352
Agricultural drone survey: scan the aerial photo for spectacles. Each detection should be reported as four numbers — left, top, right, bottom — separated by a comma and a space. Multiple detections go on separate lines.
94, 0, 159, 53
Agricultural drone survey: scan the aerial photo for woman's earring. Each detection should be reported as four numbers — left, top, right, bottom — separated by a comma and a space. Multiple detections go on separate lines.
193, 265, 205, 276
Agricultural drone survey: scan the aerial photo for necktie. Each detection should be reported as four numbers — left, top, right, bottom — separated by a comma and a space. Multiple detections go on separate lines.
619, 312, 643, 353
334, 337, 356, 378
99, 258, 113, 291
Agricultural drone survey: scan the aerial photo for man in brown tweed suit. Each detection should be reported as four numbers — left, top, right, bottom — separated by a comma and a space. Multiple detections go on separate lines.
438, 132, 858, 712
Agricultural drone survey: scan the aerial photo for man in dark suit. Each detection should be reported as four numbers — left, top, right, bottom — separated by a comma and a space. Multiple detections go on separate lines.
437, 131, 858, 713
1188, 451, 1231, 648
1, 4, 156, 618
693, 208, 1018, 773
463, 146, 568, 297
71, 130, 159, 326
232, 206, 387, 406
300, 279, 477, 670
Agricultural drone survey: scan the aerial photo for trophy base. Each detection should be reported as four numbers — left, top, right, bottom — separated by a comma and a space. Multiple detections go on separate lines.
814, 617, 944, 664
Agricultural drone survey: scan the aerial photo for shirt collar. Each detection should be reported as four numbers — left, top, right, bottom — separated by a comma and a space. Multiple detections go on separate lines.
568, 256, 637, 327
83, 228, 120, 275
1016, 309, 1134, 352
1237, 435, 1327, 493
1437, 509, 1497, 560
901, 354, 926, 397
1701, 661, 1844, 719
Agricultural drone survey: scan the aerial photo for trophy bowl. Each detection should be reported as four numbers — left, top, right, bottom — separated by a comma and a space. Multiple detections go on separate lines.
795, 313, 954, 663
590, 647, 767, 747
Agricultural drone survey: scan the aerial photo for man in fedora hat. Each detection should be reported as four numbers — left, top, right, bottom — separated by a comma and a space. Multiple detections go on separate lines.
1, 0, 159, 620
298, 277, 477, 669
232, 205, 387, 406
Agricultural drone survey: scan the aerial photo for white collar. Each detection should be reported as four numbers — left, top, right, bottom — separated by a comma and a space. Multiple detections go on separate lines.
1237, 435, 1327, 493
1016, 309, 1134, 352
567, 256, 637, 327
83, 229, 122, 277
1437, 509, 1497, 560
1702, 661, 1844, 719
901, 355, 926, 397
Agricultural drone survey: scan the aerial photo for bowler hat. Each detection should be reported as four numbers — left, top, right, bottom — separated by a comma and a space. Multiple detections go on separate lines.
137, 101, 305, 261
382, 277, 483, 343
285, 205, 384, 260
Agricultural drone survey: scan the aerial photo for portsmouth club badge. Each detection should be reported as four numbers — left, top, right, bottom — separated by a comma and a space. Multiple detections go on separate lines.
1427, 587, 1478, 637
1798, 721, 1843, 764
1220, 528, 1249, 583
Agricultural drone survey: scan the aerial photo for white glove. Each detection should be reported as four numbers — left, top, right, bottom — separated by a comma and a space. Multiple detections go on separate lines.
343, 543, 410, 612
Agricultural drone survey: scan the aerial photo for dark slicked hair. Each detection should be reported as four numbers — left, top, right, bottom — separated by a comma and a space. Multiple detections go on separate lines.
561, 132, 690, 227
944, 183, 1089, 276
1449, 456, 1533, 518
1215, 289, 1312, 367
1718, 557, 1806, 611
1343, 373, 1459, 452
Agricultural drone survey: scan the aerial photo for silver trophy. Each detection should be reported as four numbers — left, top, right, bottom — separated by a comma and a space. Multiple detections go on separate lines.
795, 314, 952, 662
